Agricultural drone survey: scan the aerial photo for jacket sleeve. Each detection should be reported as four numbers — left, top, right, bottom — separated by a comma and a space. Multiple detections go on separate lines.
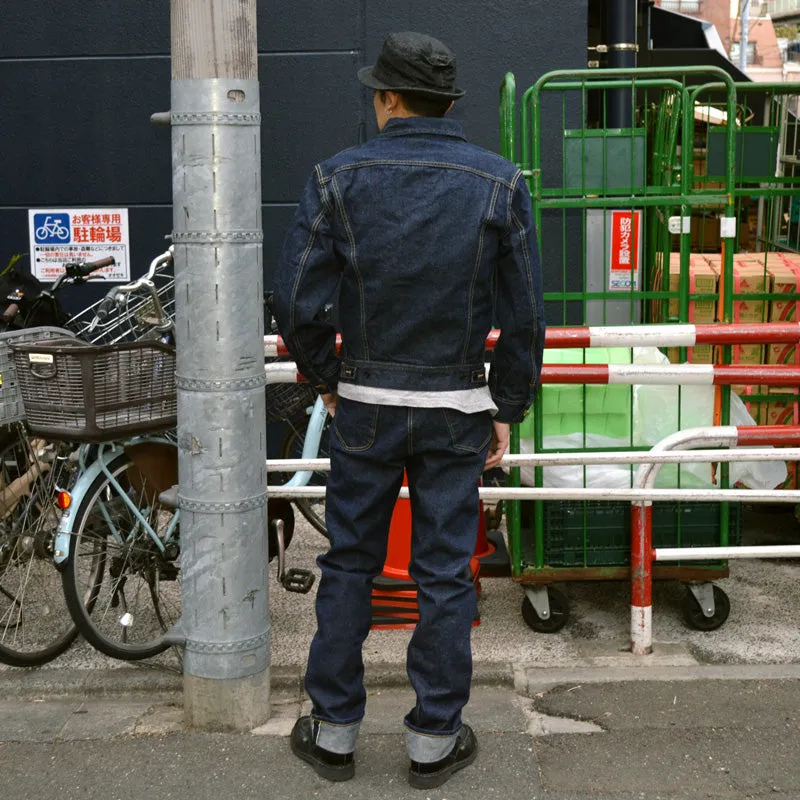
273, 166, 342, 394
488, 172, 546, 424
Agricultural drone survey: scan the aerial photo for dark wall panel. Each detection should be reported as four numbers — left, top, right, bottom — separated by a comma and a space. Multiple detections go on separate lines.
260, 53, 364, 201
258, 0, 363, 51
1, 59, 172, 206
1, 0, 362, 57
1, 0, 587, 311
2, 2, 170, 57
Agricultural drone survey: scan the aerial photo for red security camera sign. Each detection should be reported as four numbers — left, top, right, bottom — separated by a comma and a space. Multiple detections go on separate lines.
609, 209, 642, 292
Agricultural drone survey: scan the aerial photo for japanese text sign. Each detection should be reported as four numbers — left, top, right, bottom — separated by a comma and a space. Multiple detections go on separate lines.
28, 208, 131, 283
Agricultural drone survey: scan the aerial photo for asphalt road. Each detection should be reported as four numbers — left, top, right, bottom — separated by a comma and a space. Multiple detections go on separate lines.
0, 678, 798, 799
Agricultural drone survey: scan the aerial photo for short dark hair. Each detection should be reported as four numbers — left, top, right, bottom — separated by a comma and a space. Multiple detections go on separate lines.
379, 90, 452, 118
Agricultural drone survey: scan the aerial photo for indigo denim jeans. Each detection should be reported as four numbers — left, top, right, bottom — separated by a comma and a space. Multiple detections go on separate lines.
305, 397, 492, 762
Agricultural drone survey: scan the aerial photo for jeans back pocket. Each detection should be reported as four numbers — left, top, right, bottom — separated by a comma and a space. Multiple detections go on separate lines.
333, 399, 379, 452
442, 409, 492, 454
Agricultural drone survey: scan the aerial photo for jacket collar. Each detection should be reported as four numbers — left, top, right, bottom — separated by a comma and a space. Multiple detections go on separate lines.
379, 116, 467, 141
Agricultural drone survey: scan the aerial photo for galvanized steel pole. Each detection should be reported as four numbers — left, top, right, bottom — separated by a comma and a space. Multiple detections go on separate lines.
171, 0, 270, 730
739, 0, 751, 73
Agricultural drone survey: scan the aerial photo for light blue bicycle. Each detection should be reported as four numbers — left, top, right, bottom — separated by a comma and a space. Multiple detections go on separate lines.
52, 399, 329, 662
23, 255, 331, 662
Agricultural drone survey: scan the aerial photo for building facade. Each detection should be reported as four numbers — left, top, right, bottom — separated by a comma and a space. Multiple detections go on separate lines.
1, 1, 587, 301
654, 0, 794, 79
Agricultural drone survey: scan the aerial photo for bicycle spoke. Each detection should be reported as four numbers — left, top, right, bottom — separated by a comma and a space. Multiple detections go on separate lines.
64, 451, 180, 660
0, 429, 77, 665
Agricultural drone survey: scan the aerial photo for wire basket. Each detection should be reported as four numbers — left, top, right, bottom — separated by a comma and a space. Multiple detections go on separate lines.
0, 326, 78, 427
11, 337, 177, 442
265, 379, 316, 423
66, 271, 175, 344
262, 292, 317, 423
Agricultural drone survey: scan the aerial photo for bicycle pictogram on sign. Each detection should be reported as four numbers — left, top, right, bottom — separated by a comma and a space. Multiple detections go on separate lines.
33, 213, 71, 244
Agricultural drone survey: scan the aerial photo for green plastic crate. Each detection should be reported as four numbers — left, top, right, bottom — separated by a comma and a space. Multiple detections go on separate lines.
563, 128, 646, 194
521, 501, 741, 568
519, 347, 633, 441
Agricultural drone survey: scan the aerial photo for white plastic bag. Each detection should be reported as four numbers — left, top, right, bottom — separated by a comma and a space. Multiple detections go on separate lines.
519, 433, 636, 489
517, 346, 787, 490
633, 347, 786, 490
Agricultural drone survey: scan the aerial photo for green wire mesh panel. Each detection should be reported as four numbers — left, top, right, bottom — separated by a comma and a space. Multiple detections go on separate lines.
521, 501, 742, 569
500, 67, 743, 581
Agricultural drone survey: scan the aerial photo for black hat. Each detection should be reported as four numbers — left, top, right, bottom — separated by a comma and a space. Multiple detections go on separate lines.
358, 32, 465, 100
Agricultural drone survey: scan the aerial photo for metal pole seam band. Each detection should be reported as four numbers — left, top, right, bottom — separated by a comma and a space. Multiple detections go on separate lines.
171, 231, 263, 244
184, 630, 270, 654
178, 492, 267, 513
172, 112, 261, 125
176, 374, 266, 391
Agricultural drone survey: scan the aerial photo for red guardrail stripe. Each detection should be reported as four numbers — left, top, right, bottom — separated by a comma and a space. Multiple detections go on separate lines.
271, 322, 800, 357
736, 425, 800, 446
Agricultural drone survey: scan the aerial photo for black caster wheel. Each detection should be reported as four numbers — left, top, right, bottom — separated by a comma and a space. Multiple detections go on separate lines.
521, 587, 569, 633
682, 585, 730, 631
267, 498, 295, 562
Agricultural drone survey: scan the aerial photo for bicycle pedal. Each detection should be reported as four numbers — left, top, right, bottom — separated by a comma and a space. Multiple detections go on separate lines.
281, 568, 315, 594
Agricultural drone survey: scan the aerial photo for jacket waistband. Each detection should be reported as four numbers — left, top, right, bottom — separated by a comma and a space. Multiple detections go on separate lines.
339, 359, 487, 392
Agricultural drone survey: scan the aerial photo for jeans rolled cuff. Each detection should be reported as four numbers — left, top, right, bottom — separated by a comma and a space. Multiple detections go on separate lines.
312, 717, 360, 754
405, 725, 460, 763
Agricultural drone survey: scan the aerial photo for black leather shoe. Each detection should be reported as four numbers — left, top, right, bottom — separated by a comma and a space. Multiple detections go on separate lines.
290, 716, 355, 782
408, 724, 478, 789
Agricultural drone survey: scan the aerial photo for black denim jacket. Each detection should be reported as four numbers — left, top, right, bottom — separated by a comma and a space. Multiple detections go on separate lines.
274, 116, 545, 423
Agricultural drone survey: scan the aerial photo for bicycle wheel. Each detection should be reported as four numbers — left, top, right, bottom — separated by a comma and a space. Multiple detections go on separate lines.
276, 415, 331, 538
62, 451, 180, 661
0, 426, 79, 667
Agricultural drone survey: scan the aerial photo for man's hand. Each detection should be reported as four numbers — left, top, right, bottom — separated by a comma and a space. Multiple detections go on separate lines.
321, 392, 338, 417
484, 420, 509, 471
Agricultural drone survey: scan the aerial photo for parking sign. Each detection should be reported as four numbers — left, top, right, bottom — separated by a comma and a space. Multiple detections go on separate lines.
32, 213, 71, 244
27, 208, 131, 282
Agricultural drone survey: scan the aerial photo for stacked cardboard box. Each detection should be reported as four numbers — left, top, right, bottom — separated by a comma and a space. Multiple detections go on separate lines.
734, 254, 798, 488
761, 387, 800, 489
661, 250, 800, 488
729, 258, 769, 402
765, 258, 800, 370
665, 254, 717, 364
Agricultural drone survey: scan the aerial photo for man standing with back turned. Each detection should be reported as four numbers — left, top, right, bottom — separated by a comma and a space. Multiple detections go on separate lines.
274, 31, 544, 790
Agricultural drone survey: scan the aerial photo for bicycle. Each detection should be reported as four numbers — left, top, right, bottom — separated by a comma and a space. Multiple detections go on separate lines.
263, 293, 331, 538
13, 252, 313, 662
0, 255, 120, 667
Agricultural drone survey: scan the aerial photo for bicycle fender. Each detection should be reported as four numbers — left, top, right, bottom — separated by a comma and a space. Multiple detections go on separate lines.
285, 395, 328, 489
54, 444, 126, 566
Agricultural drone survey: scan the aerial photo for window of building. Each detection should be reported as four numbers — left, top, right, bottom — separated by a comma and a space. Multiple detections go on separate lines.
768, 1, 800, 15
660, 0, 701, 12
729, 42, 757, 63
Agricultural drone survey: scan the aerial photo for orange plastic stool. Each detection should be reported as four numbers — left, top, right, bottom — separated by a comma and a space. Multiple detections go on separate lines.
371, 472, 483, 630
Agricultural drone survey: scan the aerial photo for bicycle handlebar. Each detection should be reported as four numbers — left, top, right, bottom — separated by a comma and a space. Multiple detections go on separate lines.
71, 256, 116, 278
49, 256, 115, 293
94, 293, 117, 322
142, 247, 173, 282
51, 246, 173, 298
90, 276, 172, 333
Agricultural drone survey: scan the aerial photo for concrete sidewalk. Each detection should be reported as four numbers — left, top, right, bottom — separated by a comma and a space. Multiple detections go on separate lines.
1, 506, 798, 798
2, 505, 799, 686
0, 675, 798, 799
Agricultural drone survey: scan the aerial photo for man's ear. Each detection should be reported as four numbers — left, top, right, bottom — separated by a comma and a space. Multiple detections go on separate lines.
385, 90, 400, 112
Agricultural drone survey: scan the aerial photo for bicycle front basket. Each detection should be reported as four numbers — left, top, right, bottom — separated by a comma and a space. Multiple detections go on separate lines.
0, 326, 78, 427
11, 339, 177, 442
